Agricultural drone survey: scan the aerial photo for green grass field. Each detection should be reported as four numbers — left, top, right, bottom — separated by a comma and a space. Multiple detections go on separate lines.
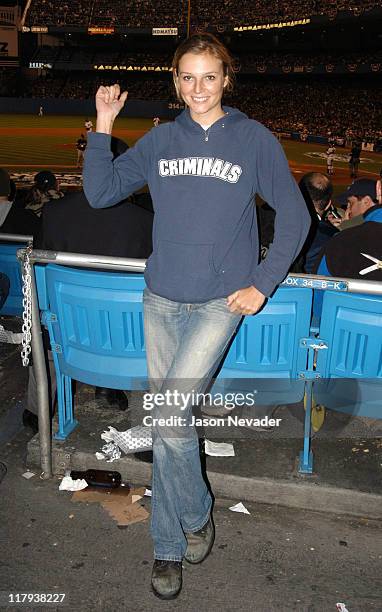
0, 114, 381, 190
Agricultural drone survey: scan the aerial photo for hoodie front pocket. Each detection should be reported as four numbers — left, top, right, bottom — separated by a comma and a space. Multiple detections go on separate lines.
147, 238, 224, 292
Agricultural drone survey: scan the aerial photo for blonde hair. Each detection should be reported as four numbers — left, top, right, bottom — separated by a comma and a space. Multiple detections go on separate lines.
172, 32, 235, 101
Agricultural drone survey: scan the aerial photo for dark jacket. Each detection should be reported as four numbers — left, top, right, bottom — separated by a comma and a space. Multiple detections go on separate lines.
313, 205, 382, 316
314, 205, 382, 280
0, 204, 41, 238
35, 190, 153, 258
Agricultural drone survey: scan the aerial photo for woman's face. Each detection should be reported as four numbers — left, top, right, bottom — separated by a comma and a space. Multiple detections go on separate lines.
175, 51, 228, 126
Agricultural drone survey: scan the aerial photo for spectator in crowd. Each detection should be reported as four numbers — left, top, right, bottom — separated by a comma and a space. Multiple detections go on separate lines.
35, 138, 153, 257
24, 171, 64, 218
298, 172, 341, 273
0, 169, 25, 343
23, 137, 154, 433
0, 169, 40, 237
313, 178, 382, 314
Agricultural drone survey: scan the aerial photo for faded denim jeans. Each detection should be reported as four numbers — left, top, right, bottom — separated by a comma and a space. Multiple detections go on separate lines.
143, 287, 241, 561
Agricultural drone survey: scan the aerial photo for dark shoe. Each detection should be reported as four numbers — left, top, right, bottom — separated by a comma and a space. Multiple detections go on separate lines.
22, 409, 39, 434
95, 388, 128, 411
184, 515, 215, 564
151, 560, 182, 600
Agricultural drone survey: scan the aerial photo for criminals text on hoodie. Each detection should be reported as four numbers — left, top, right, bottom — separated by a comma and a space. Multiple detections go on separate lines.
158, 157, 242, 184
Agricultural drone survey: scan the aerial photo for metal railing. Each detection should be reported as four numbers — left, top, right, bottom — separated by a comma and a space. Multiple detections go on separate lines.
0, 233, 33, 243
15, 248, 382, 477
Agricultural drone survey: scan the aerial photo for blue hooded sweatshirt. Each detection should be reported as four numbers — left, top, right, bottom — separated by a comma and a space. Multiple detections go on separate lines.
83, 107, 310, 303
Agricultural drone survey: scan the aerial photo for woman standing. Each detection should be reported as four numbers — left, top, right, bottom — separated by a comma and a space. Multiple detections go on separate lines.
84, 33, 310, 600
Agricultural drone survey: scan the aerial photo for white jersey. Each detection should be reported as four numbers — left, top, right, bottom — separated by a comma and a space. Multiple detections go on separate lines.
326, 147, 335, 163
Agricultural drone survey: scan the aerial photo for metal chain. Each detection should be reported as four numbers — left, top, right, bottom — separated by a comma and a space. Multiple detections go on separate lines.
21, 244, 33, 366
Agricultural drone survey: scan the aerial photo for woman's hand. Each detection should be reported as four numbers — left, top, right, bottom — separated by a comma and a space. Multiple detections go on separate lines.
95, 84, 128, 134
227, 286, 266, 315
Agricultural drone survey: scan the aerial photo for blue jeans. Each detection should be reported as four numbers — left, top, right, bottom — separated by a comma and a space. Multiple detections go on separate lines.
143, 287, 242, 561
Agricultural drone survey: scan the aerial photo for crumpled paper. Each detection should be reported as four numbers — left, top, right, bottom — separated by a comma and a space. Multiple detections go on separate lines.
99, 425, 152, 455
95, 441, 122, 462
59, 474, 88, 491
204, 439, 235, 457
229, 502, 251, 515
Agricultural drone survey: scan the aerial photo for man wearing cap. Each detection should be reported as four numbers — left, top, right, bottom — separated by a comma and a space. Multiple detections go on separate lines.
0, 168, 40, 236
297, 172, 341, 274
313, 178, 382, 315
0, 168, 27, 342
24, 171, 63, 217
22, 137, 154, 433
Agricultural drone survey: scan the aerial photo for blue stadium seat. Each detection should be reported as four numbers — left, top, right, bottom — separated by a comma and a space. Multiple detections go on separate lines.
36, 264, 148, 439
35, 264, 314, 444
314, 291, 382, 419
215, 287, 312, 406
0, 242, 26, 316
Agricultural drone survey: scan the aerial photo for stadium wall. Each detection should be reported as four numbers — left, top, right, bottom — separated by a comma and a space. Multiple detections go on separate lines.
0, 97, 179, 118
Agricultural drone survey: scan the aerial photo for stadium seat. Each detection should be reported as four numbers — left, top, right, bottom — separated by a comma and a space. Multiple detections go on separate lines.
35, 264, 148, 439
215, 286, 311, 406
0, 241, 27, 316
297, 289, 382, 473
33, 263, 382, 475
313, 291, 382, 419
35, 264, 314, 446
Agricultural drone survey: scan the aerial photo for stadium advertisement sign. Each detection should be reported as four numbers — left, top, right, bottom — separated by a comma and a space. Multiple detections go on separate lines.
88, 27, 115, 35
0, 6, 18, 59
93, 64, 170, 72
152, 28, 178, 36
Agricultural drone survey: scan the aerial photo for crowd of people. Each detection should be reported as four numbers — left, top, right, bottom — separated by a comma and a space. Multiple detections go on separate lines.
14, 70, 382, 143
29, 46, 382, 72
239, 50, 382, 71
189, 0, 380, 28
25, 0, 381, 28
225, 79, 382, 143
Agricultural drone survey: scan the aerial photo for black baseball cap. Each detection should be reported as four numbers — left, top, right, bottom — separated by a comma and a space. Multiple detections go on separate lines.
337, 178, 377, 208
34, 170, 57, 190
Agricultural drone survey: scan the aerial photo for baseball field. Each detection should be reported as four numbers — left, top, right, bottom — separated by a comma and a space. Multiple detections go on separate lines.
0, 113, 380, 194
